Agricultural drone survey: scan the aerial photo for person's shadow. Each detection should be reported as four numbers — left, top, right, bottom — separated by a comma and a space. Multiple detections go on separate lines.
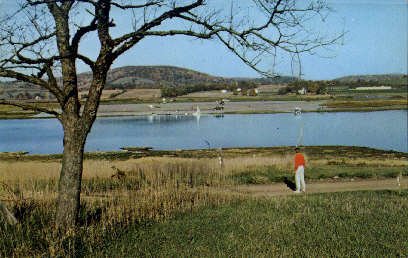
283, 177, 296, 191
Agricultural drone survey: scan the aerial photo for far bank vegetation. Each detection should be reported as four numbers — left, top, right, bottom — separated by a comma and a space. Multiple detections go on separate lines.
279, 76, 408, 96
161, 80, 258, 97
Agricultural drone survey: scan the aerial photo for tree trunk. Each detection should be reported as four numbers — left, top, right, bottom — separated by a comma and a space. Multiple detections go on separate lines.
55, 121, 87, 229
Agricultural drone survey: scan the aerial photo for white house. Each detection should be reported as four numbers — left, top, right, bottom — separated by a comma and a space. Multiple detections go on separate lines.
298, 87, 307, 95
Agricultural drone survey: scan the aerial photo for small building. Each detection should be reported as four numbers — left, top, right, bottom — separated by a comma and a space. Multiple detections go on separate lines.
298, 87, 307, 95
221, 89, 228, 94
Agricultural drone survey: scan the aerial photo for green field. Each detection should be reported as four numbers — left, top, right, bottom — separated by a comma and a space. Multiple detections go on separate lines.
100, 190, 408, 257
2, 190, 406, 257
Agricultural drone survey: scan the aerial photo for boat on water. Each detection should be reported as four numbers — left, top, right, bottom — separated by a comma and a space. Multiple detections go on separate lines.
294, 107, 302, 116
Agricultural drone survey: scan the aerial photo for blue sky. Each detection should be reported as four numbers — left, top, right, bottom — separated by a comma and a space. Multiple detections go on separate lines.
107, 0, 408, 79
299, 0, 408, 79
1, 0, 407, 80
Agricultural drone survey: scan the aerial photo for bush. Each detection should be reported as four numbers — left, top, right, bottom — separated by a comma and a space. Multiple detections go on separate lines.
278, 86, 290, 95
284, 80, 328, 95
247, 88, 257, 96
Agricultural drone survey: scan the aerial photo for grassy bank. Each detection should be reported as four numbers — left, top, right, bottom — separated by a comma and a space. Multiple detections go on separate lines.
0, 146, 406, 256
3, 190, 405, 256
0, 103, 61, 119
0, 104, 38, 119
100, 190, 408, 257
324, 99, 407, 109
1, 145, 407, 161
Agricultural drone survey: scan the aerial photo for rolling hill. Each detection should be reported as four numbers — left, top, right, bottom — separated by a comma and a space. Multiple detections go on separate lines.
77, 66, 235, 90
1, 66, 405, 100
334, 74, 407, 86
0, 65, 296, 100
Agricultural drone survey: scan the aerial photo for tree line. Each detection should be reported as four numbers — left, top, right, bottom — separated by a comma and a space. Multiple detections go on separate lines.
278, 80, 329, 95
161, 80, 257, 97
278, 78, 405, 95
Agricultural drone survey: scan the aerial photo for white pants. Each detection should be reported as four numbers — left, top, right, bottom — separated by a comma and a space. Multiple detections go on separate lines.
295, 166, 306, 192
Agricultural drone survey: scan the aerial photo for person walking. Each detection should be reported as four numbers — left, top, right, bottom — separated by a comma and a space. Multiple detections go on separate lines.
294, 147, 306, 193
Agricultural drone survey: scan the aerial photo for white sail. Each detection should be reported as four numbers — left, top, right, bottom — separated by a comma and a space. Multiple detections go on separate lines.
193, 106, 201, 116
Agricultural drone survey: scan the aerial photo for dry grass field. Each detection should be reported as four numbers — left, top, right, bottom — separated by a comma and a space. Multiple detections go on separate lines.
83, 88, 161, 101
256, 84, 286, 94
183, 90, 234, 98
1, 146, 406, 203
113, 89, 161, 100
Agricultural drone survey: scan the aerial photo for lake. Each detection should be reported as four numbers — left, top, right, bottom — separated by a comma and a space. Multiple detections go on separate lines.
0, 110, 406, 154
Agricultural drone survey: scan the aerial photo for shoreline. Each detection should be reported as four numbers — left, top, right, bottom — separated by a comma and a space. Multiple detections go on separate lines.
1, 145, 407, 161
0, 100, 406, 119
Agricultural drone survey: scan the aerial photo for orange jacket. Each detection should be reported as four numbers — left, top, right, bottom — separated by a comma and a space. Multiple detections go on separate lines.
294, 153, 306, 171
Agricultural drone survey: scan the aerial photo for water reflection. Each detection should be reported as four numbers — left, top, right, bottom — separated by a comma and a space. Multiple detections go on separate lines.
100, 114, 200, 125
0, 110, 406, 154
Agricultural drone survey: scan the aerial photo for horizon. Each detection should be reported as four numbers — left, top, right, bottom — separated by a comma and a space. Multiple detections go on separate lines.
74, 65, 408, 80
0, 64, 406, 83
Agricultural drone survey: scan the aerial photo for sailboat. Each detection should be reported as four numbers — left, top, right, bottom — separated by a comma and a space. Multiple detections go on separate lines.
193, 106, 201, 116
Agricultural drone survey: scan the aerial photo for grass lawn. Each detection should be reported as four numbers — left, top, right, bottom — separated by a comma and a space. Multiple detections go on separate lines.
99, 190, 408, 257
232, 165, 407, 184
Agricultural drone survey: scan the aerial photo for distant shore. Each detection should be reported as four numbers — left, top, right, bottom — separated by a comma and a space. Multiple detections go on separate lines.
1, 99, 406, 119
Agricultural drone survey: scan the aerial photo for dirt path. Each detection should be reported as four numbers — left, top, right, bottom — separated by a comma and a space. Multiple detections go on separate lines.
232, 177, 408, 197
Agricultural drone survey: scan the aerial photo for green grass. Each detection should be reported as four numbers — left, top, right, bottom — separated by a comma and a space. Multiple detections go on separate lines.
98, 190, 408, 257
2, 190, 407, 257
232, 165, 407, 184
0, 104, 37, 119
0, 102, 61, 119
325, 99, 407, 108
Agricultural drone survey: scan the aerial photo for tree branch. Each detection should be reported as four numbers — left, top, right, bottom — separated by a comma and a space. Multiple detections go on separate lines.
77, 54, 95, 70
110, 1, 163, 10
0, 100, 61, 118
8, 32, 56, 49
71, 17, 98, 53
112, 0, 204, 58
142, 29, 218, 39
0, 68, 64, 101
47, 1, 81, 116
95, 0, 114, 49
27, 0, 95, 6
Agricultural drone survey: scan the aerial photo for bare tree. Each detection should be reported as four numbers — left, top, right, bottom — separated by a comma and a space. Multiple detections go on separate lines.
0, 0, 341, 229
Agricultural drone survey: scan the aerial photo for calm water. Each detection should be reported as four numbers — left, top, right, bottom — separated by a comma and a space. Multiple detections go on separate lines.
0, 110, 407, 154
